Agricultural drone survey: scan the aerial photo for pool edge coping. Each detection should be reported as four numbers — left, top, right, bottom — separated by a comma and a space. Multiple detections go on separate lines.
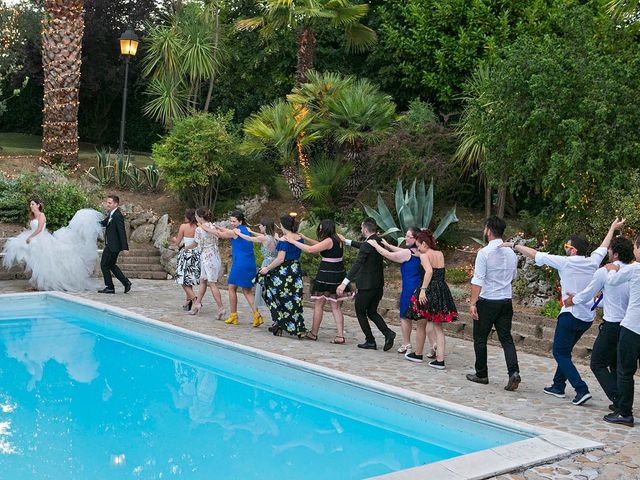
4, 292, 604, 480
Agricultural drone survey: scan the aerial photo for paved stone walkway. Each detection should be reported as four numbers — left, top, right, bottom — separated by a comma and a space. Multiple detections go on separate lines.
2, 279, 638, 479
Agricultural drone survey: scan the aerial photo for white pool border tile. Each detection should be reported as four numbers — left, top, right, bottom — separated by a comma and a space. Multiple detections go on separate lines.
3, 292, 603, 479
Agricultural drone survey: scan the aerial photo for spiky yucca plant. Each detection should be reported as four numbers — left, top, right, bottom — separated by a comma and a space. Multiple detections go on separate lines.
364, 178, 458, 244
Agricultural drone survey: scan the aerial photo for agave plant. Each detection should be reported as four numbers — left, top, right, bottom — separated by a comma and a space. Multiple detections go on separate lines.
364, 179, 458, 244
85, 148, 113, 186
143, 164, 161, 191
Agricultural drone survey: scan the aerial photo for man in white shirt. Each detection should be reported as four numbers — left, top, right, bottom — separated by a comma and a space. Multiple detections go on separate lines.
564, 236, 633, 411
603, 237, 640, 427
467, 217, 520, 391
507, 218, 624, 406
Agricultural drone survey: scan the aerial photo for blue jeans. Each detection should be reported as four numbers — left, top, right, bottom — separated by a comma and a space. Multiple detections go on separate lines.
551, 312, 592, 395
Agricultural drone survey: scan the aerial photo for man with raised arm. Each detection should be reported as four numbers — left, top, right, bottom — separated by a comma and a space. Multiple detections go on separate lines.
564, 236, 633, 413
503, 218, 624, 406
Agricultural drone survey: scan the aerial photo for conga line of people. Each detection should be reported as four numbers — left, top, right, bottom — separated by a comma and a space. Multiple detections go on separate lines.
171, 208, 639, 428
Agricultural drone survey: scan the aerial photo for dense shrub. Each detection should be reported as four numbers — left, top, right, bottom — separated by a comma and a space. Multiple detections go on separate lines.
365, 121, 464, 204
0, 172, 96, 230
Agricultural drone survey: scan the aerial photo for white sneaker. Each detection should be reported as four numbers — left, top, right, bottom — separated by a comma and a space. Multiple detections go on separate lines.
397, 343, 411, 354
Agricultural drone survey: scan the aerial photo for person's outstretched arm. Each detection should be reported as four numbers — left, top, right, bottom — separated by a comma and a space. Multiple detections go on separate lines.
367, 239, 411, 263
600, 218, 626, 249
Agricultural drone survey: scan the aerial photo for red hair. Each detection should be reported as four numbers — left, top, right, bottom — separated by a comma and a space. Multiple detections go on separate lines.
415, 229, 437, 250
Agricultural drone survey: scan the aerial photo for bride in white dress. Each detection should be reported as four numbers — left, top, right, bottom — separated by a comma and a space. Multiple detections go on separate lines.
2, 197, 104, 291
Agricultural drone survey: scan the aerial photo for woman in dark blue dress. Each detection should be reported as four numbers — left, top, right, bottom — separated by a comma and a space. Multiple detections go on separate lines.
214, 210, 262, 327
367, 227, 436, 355
256, 214, 306, 337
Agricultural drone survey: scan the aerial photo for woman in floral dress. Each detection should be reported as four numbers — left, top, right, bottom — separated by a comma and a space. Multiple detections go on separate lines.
256, 214, 306, 337
173, 209, 201, 311
186, 208, 226, 320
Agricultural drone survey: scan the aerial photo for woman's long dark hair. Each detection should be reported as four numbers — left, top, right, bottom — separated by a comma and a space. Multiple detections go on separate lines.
280, 213, 298, 233
260, 217, 275, 236
317, 219, 340, 243
185, 208, 197, 225
28, 197, 44, 219
196, 207, 212, 222
230, 210, 247, 225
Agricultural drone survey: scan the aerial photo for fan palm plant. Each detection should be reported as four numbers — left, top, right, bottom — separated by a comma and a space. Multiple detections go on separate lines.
241, 100, 321, 198
237, 0, 376, 85
364, 179, 458, 244
607, 0, 640, 19
314, 77, 396, 196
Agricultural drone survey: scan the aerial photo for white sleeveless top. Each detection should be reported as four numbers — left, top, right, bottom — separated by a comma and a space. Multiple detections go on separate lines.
183, 236, 195, 248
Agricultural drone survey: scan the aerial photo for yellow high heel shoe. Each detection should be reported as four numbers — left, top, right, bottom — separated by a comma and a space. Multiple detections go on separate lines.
252, 311, 264, 328
224, 312, 238, 325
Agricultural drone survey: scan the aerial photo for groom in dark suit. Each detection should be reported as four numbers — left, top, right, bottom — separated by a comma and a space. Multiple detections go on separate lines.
98, 195, 131, 294
336, 217, 396, 351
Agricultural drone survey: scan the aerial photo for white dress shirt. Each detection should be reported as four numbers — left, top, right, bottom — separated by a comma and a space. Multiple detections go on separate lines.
572, 261, 629, 323
471, 239, 518, 300
606, 262, 640, 335
535, 247, 607, 322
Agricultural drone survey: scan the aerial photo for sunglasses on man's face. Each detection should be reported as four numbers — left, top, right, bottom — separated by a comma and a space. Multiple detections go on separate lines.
563, 243, 575, 251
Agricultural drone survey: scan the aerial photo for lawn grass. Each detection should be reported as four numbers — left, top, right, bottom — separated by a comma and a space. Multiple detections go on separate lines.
0, 132, 151, 166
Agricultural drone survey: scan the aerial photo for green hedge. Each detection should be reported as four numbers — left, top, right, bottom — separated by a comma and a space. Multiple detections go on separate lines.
0, 172, 97, 230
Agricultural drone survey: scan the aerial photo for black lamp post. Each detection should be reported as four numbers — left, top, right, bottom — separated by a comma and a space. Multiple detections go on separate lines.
118, 29, 139, 157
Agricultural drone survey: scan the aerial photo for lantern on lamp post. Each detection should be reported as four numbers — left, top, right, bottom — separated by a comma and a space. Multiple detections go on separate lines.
118, 29, 139, 157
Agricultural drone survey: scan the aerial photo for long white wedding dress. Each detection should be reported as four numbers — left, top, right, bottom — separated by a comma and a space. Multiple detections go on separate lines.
2, 208, 104, 291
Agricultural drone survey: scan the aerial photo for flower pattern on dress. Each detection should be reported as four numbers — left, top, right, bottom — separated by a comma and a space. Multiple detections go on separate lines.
254, 260, 306, 336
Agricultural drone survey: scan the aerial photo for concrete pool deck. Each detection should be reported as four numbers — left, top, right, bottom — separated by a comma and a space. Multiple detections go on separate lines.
1, 279, 638, 479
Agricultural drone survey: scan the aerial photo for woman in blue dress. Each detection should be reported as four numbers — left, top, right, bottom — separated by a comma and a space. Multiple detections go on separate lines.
256, 214, 306, 338
214, 210, 262, 327
367, 227, 436, 355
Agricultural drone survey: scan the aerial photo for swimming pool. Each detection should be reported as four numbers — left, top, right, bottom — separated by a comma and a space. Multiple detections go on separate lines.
0, 293, 600, 479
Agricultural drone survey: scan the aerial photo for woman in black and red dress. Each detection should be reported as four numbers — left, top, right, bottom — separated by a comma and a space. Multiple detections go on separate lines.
405, 229, 458, 369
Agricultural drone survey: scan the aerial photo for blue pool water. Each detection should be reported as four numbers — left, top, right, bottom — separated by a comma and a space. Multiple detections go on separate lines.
0, 295, 530, 479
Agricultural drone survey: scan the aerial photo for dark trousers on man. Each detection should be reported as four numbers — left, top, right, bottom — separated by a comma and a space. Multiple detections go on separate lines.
590, 321, 621, 404
616, 326, 640, 417
355, 288, 393, 343
101, 249, 129, 289
551, 313, 591, 395
473, 298, 519, 378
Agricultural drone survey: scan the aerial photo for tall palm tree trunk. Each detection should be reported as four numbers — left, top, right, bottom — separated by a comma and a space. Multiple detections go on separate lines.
203, 3, 221, 112
282, 164, 305, 199
295, 27, 317, 85
343, 140, 366, 198
41, 0, 84, 164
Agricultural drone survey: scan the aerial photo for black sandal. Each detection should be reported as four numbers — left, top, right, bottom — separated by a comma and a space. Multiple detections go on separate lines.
331, 335, 346, 344
305, 331, 318, 341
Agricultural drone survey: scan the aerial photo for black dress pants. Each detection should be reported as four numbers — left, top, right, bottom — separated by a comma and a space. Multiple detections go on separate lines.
616, 326, 640, 417
590, 321, 620, 404
355, 288, 392, 343
101, 249, 129, 289
473, 298, 519, 378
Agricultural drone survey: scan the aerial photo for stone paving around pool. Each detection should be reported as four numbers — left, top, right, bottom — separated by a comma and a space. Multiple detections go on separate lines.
2, 279, 638, 480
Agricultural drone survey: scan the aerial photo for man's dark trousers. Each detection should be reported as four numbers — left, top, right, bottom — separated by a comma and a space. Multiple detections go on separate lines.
473, 298, 519, 378
590, 321, 621, 404
616, 326, 640, 417
101, 249, 128, 289
355, 288, 393, 343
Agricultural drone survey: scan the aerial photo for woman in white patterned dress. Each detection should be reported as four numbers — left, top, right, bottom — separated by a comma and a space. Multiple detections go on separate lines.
173, 208, 201, 311
186, 207, 225, 319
